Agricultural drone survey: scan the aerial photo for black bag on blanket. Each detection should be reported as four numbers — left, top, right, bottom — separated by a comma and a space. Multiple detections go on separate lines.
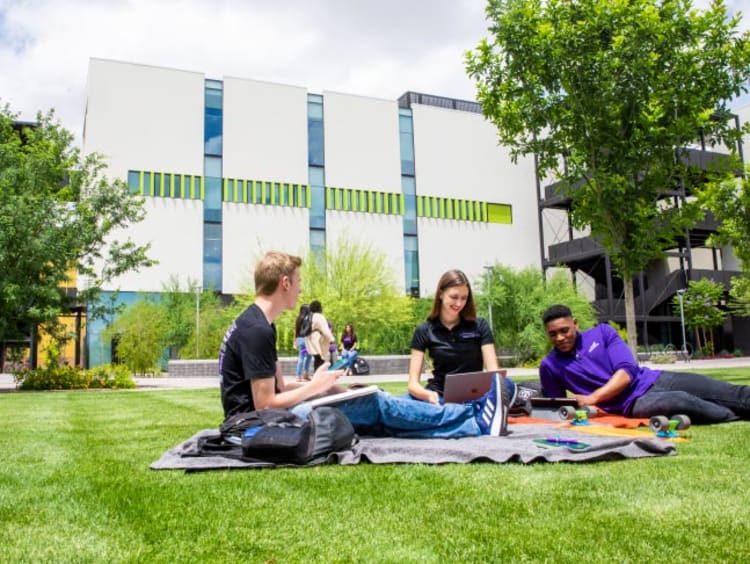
198, 407, 356, 465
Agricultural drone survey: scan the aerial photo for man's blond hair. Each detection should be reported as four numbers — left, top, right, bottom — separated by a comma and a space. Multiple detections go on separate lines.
254, 251, 302, 296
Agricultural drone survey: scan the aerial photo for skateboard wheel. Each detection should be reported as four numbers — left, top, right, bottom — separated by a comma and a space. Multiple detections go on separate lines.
672, 414, 691, 430
585, 406, 599, 418
649, 415, 669, 433
558, 406, 577, 420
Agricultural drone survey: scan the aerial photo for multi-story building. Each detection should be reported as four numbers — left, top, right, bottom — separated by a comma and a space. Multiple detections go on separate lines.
538, 106, 750, 353
82, 58, 540, 366
81, 58, 750, 366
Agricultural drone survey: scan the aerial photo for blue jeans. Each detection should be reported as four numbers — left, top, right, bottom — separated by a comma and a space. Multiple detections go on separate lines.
630, 371, 750, 423
295, 337, 311, 377
292, 391, 481, 438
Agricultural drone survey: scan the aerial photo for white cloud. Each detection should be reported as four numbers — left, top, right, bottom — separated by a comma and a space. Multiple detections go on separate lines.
0, 0, 747, 139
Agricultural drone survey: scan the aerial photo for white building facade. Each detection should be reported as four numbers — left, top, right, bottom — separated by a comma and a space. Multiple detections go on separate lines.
82, 59, 541, 365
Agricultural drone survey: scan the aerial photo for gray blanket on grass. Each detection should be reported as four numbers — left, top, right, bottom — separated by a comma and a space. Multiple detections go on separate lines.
150, 424, 675, 471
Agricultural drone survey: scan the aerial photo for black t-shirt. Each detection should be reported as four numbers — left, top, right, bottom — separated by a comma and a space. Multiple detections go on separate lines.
219, 303, 278, 418
409, 316, 494, 394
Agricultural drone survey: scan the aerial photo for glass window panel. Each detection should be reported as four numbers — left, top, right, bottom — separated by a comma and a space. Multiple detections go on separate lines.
309, 166, 325, 187
204, 222, 221, 239
204, 156, 222, 179
204, 114, 223, 155
310, 228, 326, 259
153, 173, 162, 196
204, 177, 222, 209
401, 176, 416, 197
399, 113, 413, 134
163, 174, 172, 197
174, 175, 182, 198
308, 119, 325, 166
204, 239, 222, 261
127, 171, 140, 193
310, 185, 326, 229
205, 79, 223, 91
205, 88, 223, 110
203, 262, 222, 291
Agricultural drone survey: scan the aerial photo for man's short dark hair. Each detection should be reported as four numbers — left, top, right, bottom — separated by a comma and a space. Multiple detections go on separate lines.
542, 304, 573, 324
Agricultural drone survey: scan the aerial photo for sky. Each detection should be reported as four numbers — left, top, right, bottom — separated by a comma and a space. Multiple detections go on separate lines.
0, 0, 748, 142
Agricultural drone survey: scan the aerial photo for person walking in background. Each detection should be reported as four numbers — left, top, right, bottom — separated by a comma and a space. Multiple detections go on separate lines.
304, 300, 336, 372
340, 323, 358, 375
328, 321, 338, 365
407, 269, 520, 412
293, 304, 312, 382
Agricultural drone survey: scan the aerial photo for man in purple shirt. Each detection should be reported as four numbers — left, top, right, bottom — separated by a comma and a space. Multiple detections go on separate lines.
539, 304, 750, 423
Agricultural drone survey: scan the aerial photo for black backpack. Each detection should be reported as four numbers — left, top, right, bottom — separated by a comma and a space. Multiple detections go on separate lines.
351, 357, 370, 375
299, 310, 313, 337
202, 406, 356, 465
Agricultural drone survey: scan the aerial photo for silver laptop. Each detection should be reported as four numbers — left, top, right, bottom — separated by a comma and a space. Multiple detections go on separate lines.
442, 370, 507, 404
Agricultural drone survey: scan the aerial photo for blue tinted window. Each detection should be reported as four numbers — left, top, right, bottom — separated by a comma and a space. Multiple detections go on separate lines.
204, 156, 222, 179
143, 172, 152, 196
204, 177, 222, 221
205, 87, 223, 155
404, 198, 417, 235
310, 184, 326, 229
404, 235, 420, 295
400, 133, 415, 176
398, 110, 414, 133
309, 166, 325, 187
127, 171, 140, 193
401, 176, 416, 197
310, 228, 326, 257
203, 262, 222, 291
308, 119, 324, 166
163, 174, 171, 197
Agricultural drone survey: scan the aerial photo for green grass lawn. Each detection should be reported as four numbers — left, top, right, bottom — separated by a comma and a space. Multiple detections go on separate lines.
2, 370, 750, 563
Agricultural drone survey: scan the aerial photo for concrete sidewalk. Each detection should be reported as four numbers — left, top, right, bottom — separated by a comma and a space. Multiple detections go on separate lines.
3, 356, 750, 392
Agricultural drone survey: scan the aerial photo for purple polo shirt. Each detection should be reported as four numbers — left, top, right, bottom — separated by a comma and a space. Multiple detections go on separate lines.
539, 323, 661, 415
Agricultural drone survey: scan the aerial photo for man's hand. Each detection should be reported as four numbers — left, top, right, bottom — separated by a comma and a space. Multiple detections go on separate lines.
574, 393, 597, 407
309, 362, 343, 393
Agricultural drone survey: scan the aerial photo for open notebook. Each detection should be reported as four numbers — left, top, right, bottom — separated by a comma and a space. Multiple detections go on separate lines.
307, 385, 380, 408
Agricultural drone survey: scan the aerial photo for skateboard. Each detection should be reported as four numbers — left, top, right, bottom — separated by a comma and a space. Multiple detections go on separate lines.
558, 405, 599, 425
648, 414, 691, 438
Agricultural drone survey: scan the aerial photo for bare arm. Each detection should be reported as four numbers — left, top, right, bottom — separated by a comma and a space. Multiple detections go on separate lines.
574, 368, 632, 407
481, 343, 499, 371
407, 349, 438, 404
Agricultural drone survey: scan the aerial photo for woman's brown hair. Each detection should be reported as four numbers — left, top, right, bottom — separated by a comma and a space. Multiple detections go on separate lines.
427, 269, 476, 321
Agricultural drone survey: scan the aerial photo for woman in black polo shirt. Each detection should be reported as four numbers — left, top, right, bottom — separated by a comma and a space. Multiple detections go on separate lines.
407, 269, 514, 405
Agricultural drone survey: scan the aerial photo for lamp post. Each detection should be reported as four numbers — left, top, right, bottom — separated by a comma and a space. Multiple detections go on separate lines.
483, 265, 493, 331
677, 288, 688, 362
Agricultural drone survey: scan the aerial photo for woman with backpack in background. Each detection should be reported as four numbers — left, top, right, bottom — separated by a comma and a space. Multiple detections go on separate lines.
304, 300, 336, 371
340, 323, 358, 376
294, 304, 313, 382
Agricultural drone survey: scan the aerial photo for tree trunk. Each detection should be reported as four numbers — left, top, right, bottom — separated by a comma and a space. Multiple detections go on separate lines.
624, 278, 638, 358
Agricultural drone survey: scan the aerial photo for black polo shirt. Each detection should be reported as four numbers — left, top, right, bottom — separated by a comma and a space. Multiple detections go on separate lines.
219, 303, 279, 418
410, 316, 494, 393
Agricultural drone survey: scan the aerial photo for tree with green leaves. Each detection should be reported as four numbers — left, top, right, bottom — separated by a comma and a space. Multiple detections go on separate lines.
479, 264, 596, 363
272, 235, 420, 355
0, 105, 154, 365
701, 168, 750, 273
673, 278, 727, 356
104, 300, 166, 375
466, 0, 750, 353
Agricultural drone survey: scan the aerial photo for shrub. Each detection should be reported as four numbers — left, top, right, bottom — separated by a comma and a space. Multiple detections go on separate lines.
14, 364, 136, 391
